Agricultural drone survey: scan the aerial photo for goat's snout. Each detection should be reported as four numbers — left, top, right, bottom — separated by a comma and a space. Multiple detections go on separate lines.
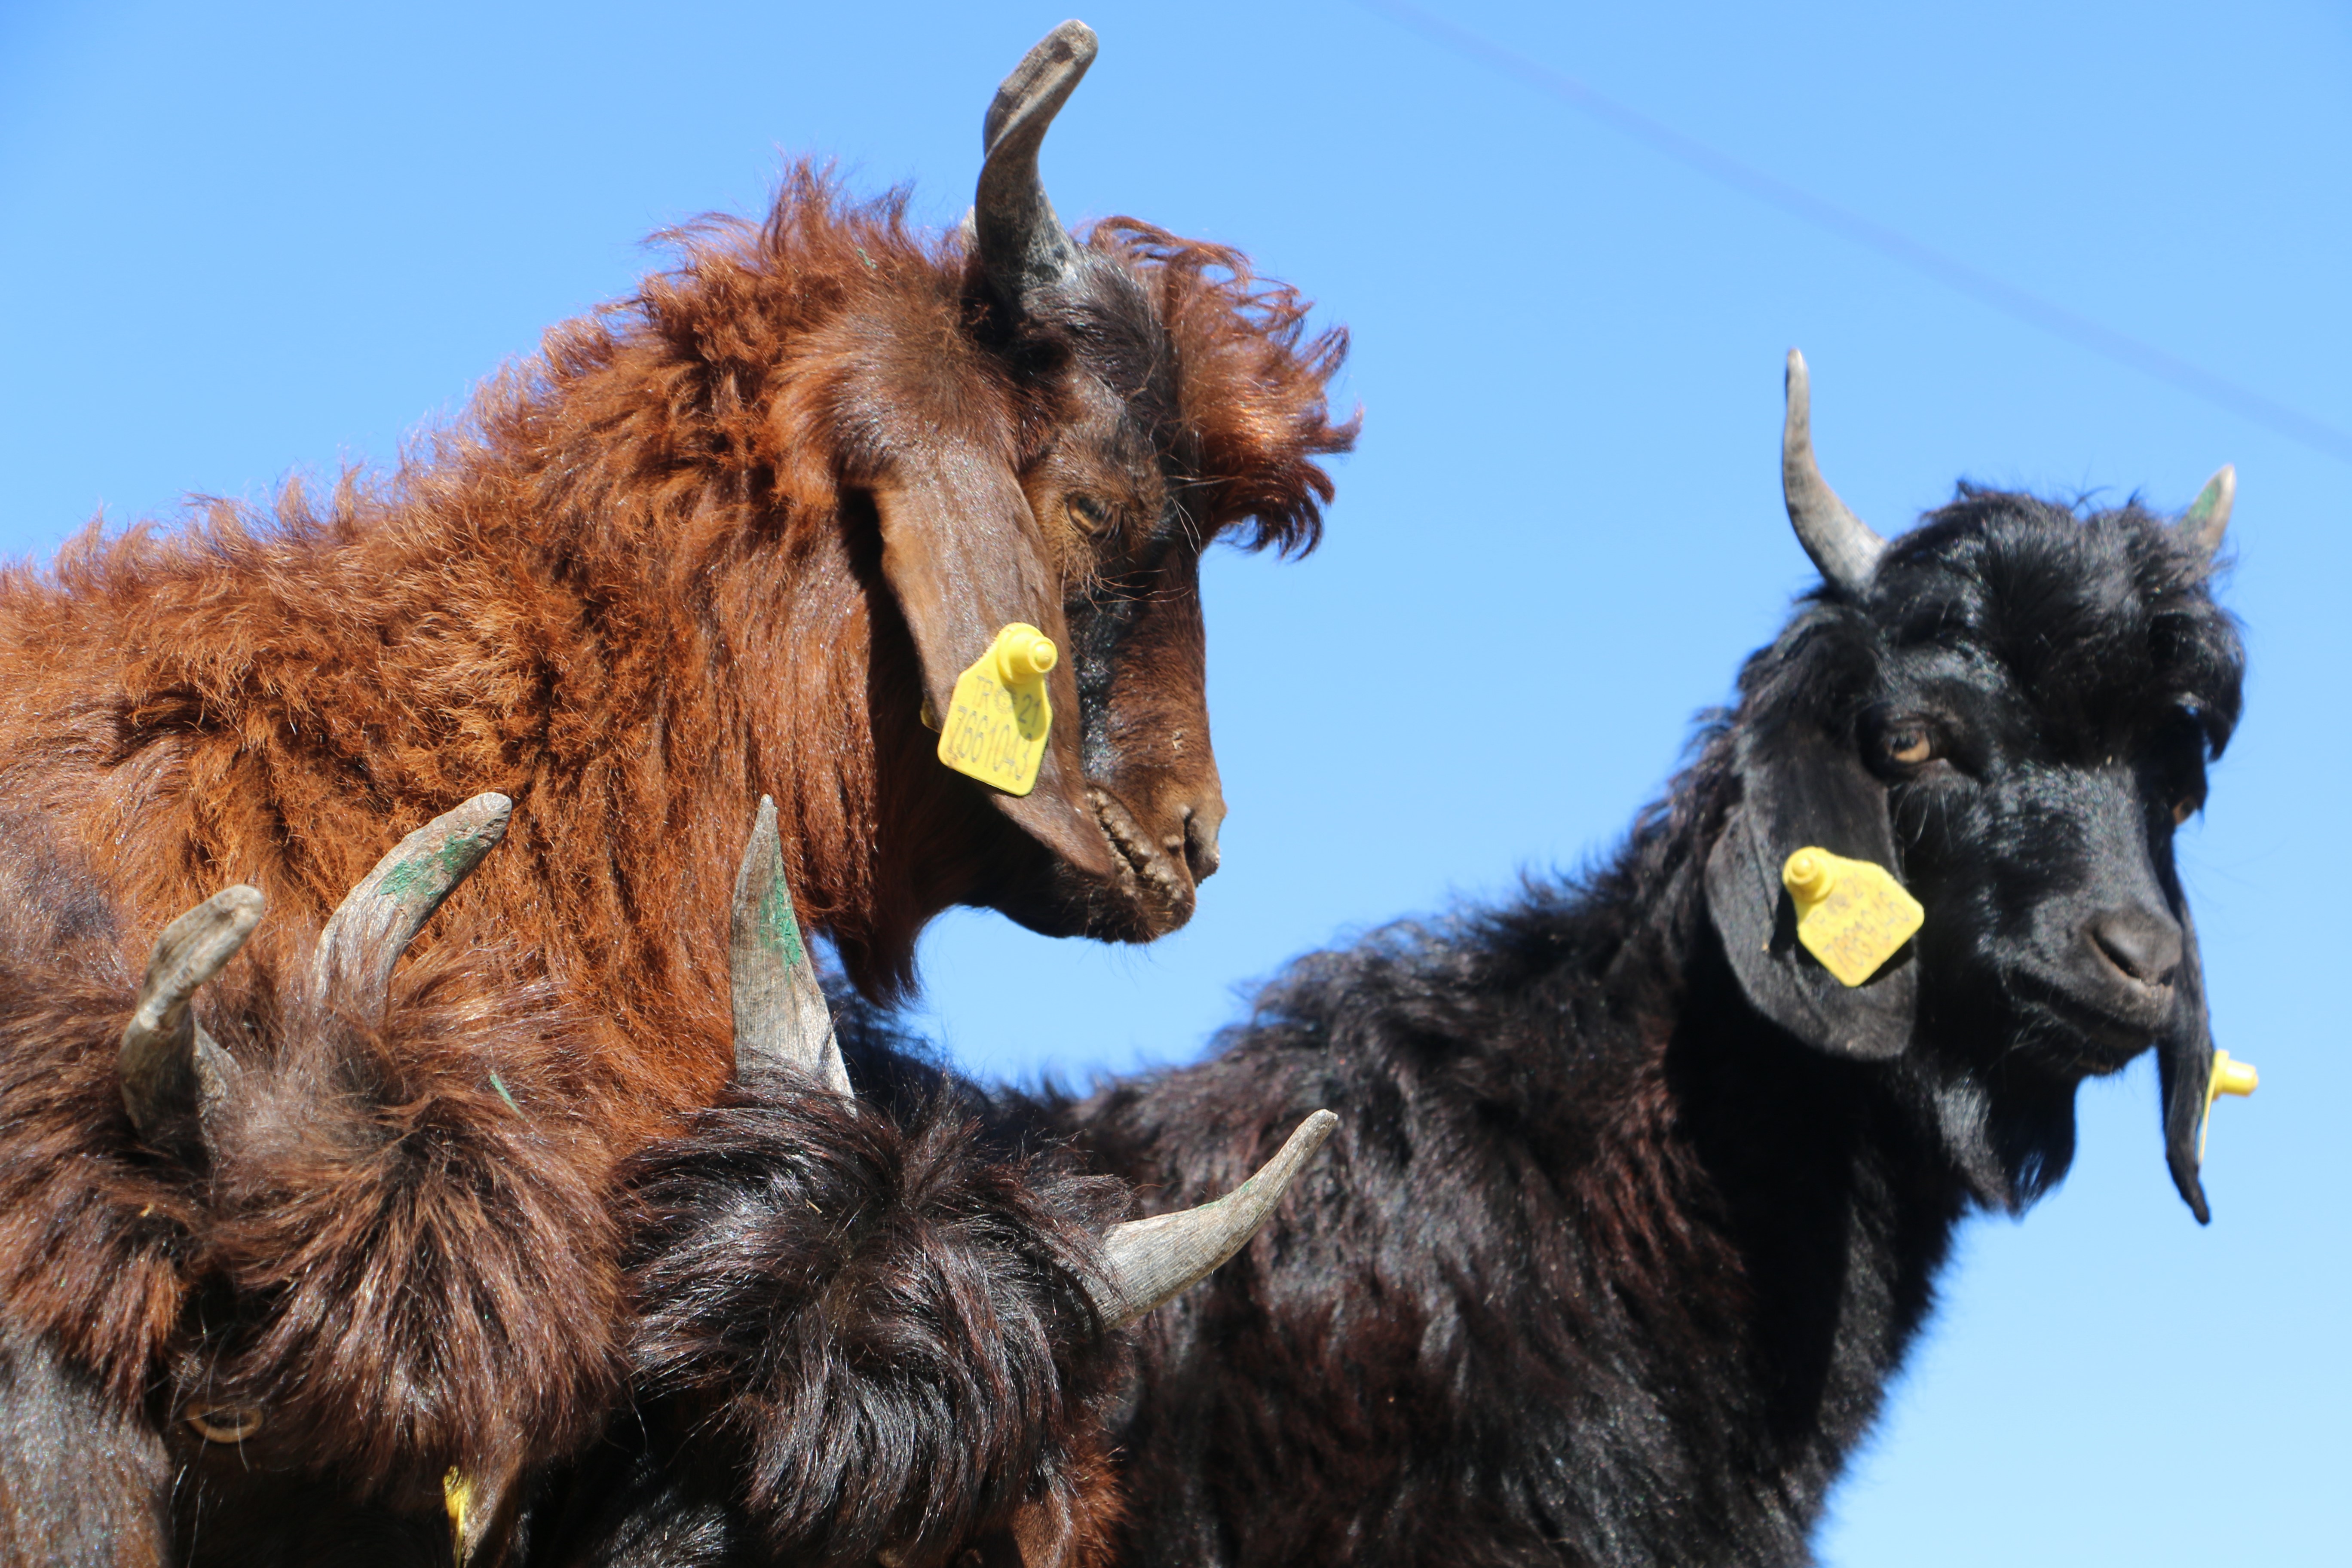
2084, 907, 2183, 990
1180, 801, 1223, 884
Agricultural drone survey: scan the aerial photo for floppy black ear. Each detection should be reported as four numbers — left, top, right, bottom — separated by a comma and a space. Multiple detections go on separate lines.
2157, 901, 2216, 1224
1704, 708, 1916, 1059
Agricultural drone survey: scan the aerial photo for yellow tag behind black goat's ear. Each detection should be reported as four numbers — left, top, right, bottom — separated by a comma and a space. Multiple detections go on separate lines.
937, 623, 1056, 796
1782, 848, 1923, 987
2199, 1048, 2258, 1162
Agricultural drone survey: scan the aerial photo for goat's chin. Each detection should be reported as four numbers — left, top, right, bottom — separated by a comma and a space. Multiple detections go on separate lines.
2002, 969, 2168, 1078
984, 789, 1200, 944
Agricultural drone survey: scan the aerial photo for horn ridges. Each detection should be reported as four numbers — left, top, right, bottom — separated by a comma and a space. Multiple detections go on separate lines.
310, 793, 511, 1013
1782, 349, 1888, 592
729, 796, 848, 1093
2177, 465, 2235, 560
972, 20, 1097, 310
119, 885, 263, 1144
1088, 1109, 1337, 1329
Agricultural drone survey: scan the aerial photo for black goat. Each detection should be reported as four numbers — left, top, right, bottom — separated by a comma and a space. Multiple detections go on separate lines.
1046, 353, 2246, 1567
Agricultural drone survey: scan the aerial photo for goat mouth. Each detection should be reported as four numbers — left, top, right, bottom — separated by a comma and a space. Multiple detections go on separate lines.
2009, 970, 2167, 1071
1086, 786, 1196, 937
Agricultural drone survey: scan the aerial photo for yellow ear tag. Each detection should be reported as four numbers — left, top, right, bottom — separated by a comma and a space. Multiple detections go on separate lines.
444, 1467, 472, 1561
936, 623, 1056, 797
1781, 847, 1925, 988
2198, 1048, 2258, 1162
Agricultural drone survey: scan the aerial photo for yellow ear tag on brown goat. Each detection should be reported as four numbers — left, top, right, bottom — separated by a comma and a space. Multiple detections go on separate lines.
1781, 847, 1924, 987
936, 623, 1056, 796
2198, 1048, 2259, 1162
444, 1468, 472, 1562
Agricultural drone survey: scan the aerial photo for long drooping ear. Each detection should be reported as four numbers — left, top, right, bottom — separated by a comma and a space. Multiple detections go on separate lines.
870, 464, 1116, 880
2157, 900, 2217, 1224
1704, 707, 1917, 1059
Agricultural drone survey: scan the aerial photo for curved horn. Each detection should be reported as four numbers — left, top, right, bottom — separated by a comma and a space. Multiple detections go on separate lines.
973, 20, 1096, 310
311, 793, 511, 1013
730, 796, 849, 1093
119, 885, 264, 1145
1782, 350, 1887, 592
1087, 1109, 1337, 1329
2177, 465, 2234, 560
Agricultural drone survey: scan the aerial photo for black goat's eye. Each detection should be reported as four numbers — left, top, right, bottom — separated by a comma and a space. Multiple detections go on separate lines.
2173, 797, 2198, 827
1881, 728, 1935, 766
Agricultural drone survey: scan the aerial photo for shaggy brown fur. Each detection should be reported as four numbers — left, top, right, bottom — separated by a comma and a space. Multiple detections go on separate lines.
0, 158, 1348, 1554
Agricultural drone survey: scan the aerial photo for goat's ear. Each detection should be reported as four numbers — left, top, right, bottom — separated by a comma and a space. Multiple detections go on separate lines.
968, 1490, 1081, 1568
1703, 710, 1916, 1060
869, 462, 1116, 882
2157, 901, 2216, 1224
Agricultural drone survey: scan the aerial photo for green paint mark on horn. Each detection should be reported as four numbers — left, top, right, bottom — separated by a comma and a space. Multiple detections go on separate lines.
761, 872, 807, 971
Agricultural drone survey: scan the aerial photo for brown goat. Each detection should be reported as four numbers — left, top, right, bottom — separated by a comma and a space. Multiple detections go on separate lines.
0, 18, 1348, 1561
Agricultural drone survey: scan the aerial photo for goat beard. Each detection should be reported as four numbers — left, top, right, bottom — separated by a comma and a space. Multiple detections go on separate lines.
1893, 1052, 2081, 1215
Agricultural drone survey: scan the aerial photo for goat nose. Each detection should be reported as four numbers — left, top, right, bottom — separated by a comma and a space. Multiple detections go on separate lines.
1181, 803, 1222, 884
2086, 908, 2183, 987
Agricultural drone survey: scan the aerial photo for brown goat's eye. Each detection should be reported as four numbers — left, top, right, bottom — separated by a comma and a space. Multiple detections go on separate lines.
1882, 728, 1935, 766
1065, 493, 1113, 534
184, 1401, 264, 1444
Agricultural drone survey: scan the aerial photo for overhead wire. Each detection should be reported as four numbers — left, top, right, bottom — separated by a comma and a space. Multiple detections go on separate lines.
1351, 0, 2352, 467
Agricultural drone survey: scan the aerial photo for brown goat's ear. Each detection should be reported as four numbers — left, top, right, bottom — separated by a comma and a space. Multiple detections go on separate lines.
870, 466, 1116, 881
1704, 711, 1916, 1060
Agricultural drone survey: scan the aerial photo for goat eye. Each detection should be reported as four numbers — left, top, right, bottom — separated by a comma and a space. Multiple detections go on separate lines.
1881, 728, 1935, 766
2173, 797, 2198, 826
1066, 494, 1113, 534
184, 1402, 264, 1444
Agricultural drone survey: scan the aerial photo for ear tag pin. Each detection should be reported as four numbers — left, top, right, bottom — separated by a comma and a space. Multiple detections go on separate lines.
1781, 848, 1924, 987
936, 622, 1056, 796
2198, 1048, 2258, 1162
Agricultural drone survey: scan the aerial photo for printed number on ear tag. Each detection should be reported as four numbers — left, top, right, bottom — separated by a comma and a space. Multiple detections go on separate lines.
937, 623, 1057, 797
1781, 848, 1924, 988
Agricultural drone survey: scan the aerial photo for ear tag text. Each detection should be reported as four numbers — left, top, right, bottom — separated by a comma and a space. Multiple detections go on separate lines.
936, 623, 1056, 797
2199, 1048, 2258, 1162
1781, 847, 1924, 987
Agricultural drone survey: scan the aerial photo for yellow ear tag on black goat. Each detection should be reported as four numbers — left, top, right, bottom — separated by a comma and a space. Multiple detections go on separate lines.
936, 623, 1056, 796
2198, 1048, 2259, 1162
1781, 847, 1924, 987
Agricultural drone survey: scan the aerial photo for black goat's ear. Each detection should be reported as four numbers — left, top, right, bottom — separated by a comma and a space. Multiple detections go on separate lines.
2157, 902, 2216, 1224
1704, 710, 1916, 1059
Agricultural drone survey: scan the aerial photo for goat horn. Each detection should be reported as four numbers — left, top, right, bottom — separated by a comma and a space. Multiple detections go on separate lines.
729, 796, 849, 1093
310, 793, 511, 1014
2176, 465, 2234, 560
972, 20, 1096, 311
119, 886, 264, 1146
1088, 1109, 1337, 1329
1782, 350, 1888, 592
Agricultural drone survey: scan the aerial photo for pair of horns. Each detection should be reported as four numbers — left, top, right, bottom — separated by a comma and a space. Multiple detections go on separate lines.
726, 794, 1334, 1329
1781, 349, 2236, 592
118, 793, 512, 1151
972, 19, 1096, 312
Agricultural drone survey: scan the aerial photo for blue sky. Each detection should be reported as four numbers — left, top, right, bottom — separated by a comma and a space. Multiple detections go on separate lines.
3, 3, 2346, 1562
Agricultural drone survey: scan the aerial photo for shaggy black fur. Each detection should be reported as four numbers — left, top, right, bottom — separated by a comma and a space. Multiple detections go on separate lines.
518, 1061, 1133, 1568
1045, 489, 2243, 1567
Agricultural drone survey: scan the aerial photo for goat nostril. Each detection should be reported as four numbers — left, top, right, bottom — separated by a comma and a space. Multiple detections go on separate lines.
2086, 909, 2184, 987
1182, 805, 1222, 883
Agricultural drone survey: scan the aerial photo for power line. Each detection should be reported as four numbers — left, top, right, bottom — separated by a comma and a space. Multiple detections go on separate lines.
1351, 0, 2352, 467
